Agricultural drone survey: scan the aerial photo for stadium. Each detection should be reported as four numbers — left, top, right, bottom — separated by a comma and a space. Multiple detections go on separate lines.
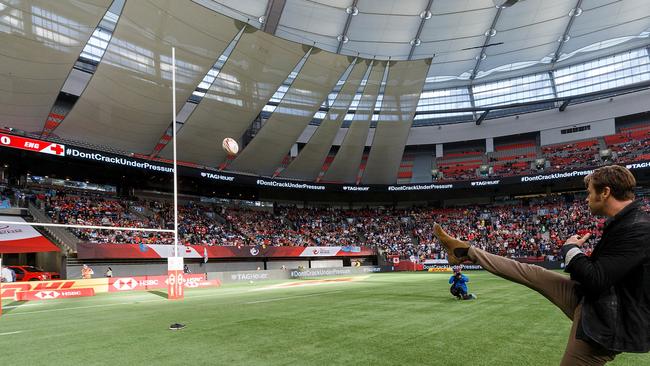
0, 0, 649, 365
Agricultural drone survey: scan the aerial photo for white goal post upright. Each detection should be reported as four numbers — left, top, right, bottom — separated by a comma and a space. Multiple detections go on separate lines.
0, 257, 3, 316
168, 46, 184, 300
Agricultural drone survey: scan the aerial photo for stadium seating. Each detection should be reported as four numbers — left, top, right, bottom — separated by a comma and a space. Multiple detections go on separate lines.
33, 187, 650, 264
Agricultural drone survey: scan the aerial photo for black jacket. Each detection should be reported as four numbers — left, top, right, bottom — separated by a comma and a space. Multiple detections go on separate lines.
562, 200, 650, 353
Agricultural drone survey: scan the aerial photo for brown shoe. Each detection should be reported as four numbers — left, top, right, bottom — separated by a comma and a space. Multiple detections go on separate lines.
433, 223, 471, 265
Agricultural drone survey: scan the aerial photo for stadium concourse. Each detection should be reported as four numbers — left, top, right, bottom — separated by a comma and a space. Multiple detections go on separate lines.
2, 0, 650, 365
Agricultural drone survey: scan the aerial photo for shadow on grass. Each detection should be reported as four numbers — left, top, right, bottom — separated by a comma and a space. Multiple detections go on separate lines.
0, 300, 28, 314
147, 290, 168, 299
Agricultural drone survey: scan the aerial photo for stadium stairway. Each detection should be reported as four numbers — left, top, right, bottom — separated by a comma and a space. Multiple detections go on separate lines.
28, 202, 79, 253
598, 137, 608, 150
127, 205, 150, 222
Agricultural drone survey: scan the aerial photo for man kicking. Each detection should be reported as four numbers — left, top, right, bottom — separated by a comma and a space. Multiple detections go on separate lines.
433, 165, 649, 365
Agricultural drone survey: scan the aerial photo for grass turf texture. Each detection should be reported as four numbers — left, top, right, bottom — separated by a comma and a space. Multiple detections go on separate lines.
1, 272, 648, 365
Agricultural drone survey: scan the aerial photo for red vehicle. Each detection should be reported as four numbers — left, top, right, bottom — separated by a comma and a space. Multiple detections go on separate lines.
7, 266, 60, 281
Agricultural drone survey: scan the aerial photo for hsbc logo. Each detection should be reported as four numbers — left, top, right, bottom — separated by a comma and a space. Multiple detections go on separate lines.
112, 277, 161, 291
2, 281, 77, 299
184, 279, 200, 288
16, 288, 93, 301
112, 278, 138, 291
35, 291, 59, 299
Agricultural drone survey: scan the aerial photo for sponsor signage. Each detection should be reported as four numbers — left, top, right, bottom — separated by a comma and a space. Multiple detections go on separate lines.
1, 279, 106, 299
0, 132, 65, 156
16, 288, 95, 301
76, 243, 376, 259
4, 132, 650, 194
256, 179, 325, 191
1, 276, 219, 299
167, 257, 184, 300
109, 276, 163, 292
387, 183, 453, 191
290, 266, 382, 278
422, 264, 484, 271
229, 272, 270, 282
65, 147, 173, 173
200, 171, 235, 182
108, 274, 219, 292
0, 215, 60, 253
519, 169, 594, 183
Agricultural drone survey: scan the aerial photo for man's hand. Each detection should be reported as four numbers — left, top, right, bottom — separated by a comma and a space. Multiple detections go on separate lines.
563, 233, 591, 247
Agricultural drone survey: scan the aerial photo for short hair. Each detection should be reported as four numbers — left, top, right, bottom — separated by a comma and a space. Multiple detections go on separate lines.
584, 165, 636, 201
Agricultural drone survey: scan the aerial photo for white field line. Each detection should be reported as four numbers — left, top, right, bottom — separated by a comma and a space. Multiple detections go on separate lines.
0, 331, 24, 336
2, 302, 46, 309
0, 220, 174, 233
1, 288, 244, 316
0, 284, 349, 316
253, 276, 369, 291
244, 290, 342, 304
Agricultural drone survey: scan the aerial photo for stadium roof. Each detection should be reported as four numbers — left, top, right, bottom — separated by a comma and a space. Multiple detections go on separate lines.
0, 0, 649, 184
199, 0, 650, 82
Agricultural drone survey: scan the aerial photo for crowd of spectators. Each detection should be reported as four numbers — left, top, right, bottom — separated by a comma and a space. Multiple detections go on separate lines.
35, 188, 650, 263
431, 124, 650, 181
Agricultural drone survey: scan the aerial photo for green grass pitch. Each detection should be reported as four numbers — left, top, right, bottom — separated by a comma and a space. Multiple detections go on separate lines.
1, 272, 648, 365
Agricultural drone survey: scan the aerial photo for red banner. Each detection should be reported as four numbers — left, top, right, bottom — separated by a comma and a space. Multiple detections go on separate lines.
108, 274, 219, 293
167, 270, 183, 300
109, 276, 166, 292
0, 215, 61, 253
167, 257, 184, 300
1, 279, 105, 299
0, 132, 65, 156
16, 288, 94, 301
0, 276, 220, 303
77, 243, 376, 259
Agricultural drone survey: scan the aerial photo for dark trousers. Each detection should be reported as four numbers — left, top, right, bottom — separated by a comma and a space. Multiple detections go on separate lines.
469, 247, 618, 365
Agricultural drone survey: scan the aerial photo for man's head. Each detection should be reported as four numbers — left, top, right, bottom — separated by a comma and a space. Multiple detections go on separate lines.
584, 165, 636, 216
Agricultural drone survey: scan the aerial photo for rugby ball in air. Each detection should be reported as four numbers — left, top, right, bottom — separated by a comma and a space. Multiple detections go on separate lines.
222, 138, 239, 156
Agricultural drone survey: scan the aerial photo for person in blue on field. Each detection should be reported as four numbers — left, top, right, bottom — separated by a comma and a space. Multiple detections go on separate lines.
449, 266, 477, 300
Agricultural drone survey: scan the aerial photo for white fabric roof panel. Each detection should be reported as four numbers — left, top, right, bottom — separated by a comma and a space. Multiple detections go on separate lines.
275, 27, 340, 54
278, 0, 346, 39
479, 0, 574, 72
56, 0, 239, 154
356, 0, 429, 15
344, 12, 420, 59
0, 0, 110, 134
205, 0, 650, 81
190, 0, 266, 30
347, 13, 419, 44
228, 49, 351, 176
280, 59, 368, 180
322, 61, 385, 183
159, 30, 306, 166
561, 0, 650, 56
362, 59, 429, 184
